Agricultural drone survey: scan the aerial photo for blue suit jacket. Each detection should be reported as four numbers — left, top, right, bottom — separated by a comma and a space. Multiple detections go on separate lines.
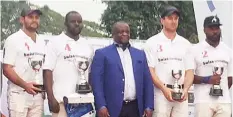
90, 44, 154, 117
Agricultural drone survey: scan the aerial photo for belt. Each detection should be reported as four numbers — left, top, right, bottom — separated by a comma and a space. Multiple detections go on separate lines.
123, 99, 137, 105
164, 84, 184, 89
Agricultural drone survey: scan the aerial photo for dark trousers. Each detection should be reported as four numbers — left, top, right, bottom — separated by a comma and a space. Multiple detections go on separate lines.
118, 100, 140, 117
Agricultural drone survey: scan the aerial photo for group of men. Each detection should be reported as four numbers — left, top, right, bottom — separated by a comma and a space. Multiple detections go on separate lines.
0, 4, 232, 117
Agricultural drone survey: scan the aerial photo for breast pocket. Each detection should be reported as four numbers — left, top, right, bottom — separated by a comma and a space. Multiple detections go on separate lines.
134, 59, 143, 74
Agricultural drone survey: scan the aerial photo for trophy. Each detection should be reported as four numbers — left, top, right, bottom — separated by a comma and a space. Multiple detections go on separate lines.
28, 57, 45, 92
209, 67, 224, 96
171, 69, 182, 100
74, 58, 92, 94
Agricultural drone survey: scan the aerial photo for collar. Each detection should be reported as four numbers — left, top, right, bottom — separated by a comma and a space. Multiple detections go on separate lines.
19, 29, 39, 40
160, 30, 179, 42
202, 39, 222, 49
113, 41, 131, 51
61, 32, 82, 41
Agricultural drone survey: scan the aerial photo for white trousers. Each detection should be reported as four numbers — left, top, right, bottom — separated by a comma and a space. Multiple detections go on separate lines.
7, 91, 44, 117
153, 89, 188, 117
195, 103, 231, 117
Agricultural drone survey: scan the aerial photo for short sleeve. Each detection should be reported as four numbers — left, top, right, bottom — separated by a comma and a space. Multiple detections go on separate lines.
184, 43, 196, 71
144, 40, 156, 68
43, 40, 58, 71
3, 37, 18, 66
227, 50, 233, 77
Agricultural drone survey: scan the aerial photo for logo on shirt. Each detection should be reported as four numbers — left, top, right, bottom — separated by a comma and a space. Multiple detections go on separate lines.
202, 50, 208, 58
157, 45, 163, 52
203, 60, 228, 66
25, 42, 30, 51
65, 44, 71, 51
44, 39, 49, 46
158, 57, 182, 62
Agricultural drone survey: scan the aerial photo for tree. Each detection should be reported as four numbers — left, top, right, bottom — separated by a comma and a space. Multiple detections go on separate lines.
1, 1, 107, 47
101, 1, 199, 43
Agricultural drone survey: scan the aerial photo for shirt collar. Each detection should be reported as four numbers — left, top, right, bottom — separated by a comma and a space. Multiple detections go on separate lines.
19, 29, 39, 39
113, 41, 131, 51
61, 32, 82, 41
160, 30, 179, 42
202, 39, 222, 49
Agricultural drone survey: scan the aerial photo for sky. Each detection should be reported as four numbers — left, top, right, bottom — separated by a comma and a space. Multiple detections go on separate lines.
29, 0, 107, 24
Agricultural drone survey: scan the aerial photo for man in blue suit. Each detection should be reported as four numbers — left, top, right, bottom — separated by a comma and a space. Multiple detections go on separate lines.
90, 21, 154, 117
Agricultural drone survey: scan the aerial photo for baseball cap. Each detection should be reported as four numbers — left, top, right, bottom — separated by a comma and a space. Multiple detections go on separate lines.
161, 6, 180, 18
203, 15, 222, 27
21, 6, 42, 17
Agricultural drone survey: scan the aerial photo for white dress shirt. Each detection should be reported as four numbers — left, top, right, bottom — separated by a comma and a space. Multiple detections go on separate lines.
116, 47, 136, 101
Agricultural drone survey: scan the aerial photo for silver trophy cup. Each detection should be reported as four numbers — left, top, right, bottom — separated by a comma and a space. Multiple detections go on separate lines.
28, 58, 45, 92
75, 59, 92, 94
209, 67, 224, 96
171, 69, 182, 100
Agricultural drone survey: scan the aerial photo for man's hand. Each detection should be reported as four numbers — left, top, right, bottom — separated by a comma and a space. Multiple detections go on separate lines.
143, 109, 153, 117
161, 87, 174, 102
48, 97, 60, 113
24, 82, 42, 95
178, 89, 188, 102
98, 107, 110, 117
208, 75, 221, 85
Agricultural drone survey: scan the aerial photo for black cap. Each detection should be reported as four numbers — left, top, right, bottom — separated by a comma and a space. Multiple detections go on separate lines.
21, 6, 42, 17
203, 15, 222, 27
161, 6, 180, 18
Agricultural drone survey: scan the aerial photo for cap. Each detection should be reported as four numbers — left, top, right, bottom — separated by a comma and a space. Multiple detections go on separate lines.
161, 6, 180, 18
203, 15, 222, 27
21, 6, 42, 17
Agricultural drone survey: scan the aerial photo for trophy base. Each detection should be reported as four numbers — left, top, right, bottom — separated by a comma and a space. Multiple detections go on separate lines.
172, 92, 182, 100
76, 84, 92, 94
209, 88, 223, 96
34, 84, 46, 92
65, 93, 95, 104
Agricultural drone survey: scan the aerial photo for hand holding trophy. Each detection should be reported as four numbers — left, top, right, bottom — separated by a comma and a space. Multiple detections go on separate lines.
28, 57, 45, 92
171, 69, 182, 100
209, 66, 224, 96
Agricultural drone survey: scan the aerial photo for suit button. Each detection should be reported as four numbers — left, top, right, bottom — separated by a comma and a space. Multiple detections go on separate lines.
122, 91, 124, 94
122, 79, 124, 81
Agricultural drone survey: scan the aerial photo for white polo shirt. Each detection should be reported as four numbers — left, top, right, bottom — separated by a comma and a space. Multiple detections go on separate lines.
3, 29, 46, 92
144, 31, 193, 85
43, 33, 94, 102
190, 40, 233, 103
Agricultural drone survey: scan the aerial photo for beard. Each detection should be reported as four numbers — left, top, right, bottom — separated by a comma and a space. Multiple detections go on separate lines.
25, 23, 39, 32
68, 28, 81, 36
207, 33, 221, 42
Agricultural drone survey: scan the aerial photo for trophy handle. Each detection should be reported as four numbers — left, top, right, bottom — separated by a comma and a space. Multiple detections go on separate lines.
28, 58, 31, 66
213, 67, 224, 76
172, 70, 182, 80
